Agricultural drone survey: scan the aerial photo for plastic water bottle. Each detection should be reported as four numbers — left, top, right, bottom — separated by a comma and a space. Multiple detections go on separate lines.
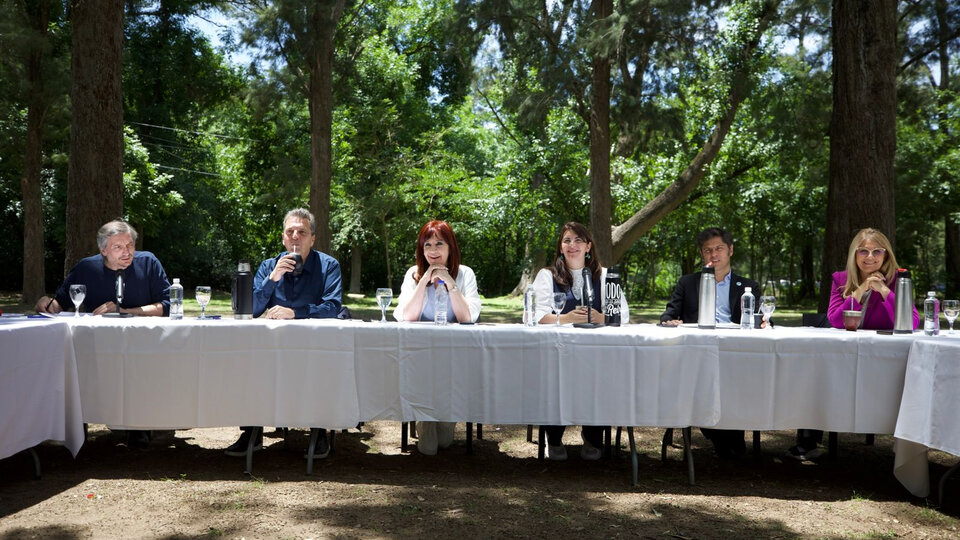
740, 286, 755, 329
923, 291, 940, 336
434, 280, 448, 325
523, 285, 537, 326
169, 278, 183, 320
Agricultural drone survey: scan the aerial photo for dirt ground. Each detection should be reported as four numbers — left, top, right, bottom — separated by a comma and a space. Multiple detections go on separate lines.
1, 423, 959, 539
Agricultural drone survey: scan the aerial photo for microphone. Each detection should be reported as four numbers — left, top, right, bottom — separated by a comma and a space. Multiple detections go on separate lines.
115, 270, 125, 310
575, 267, 600, 328
582, 267, 594, 315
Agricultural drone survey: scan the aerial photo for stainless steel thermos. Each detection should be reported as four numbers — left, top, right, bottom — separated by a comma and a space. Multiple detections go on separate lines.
893, 268, 915, 334
232, 260, 254, 320
697, 266, 717, 329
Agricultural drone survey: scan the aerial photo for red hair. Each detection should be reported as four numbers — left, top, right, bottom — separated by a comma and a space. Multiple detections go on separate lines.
415, 220, 461, 282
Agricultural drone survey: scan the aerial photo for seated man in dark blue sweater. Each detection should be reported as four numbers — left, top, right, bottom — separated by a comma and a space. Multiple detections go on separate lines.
35, 220, 170, 317
35, 220, 171, 450
225, 208, 343, 460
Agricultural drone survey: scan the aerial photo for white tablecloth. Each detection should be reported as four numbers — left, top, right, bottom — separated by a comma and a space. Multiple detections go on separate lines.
0, 319, 84, 460
70, 318, 361, 430
354, 323, 720, 427
70, 319, 721, 430
711, 327, 916, 433
893, 336, 960, 497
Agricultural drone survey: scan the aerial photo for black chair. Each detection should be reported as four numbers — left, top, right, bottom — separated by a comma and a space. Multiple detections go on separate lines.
801, 312, 830, 328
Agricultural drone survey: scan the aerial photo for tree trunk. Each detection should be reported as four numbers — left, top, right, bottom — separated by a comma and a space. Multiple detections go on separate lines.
589, 0, 613, 265
308, 0, 344, 255
610, 2, 777, 263
20, 0, 51, 303
935, 0, 958, 298
819, 0, 897, 312
947, 216, 960, 298
65, 0, 125, 274
349, 241, 361, 294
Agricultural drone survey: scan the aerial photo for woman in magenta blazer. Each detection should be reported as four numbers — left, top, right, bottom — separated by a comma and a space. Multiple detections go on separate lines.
826, 228, 919, 331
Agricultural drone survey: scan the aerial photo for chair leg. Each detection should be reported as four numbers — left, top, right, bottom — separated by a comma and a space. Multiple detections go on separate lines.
466, 422, 474, 455
527, 424, 534, 443
306, 428, 320, 476
628, 427, 638, 486
682, 427, 695, 486
828, 431, 839, 460
476, 423, 483, 440
661, 428, 674, 462
615, 426, 623, 458
865, 434, 875, 446
753, 430, 762, 461
537, 426, 545, 460
603, 426, 612, 458
245, 426, 262, 476
401, 422, 408, 452
939, 460, 960, 506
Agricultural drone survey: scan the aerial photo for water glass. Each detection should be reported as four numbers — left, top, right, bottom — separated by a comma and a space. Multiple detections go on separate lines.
195, 286, 212, 319
552, 292, 566, 327
69, 284, 86, 316
759, 295, 776, 327
376, 288, 393, 323
944, 299, 959, 334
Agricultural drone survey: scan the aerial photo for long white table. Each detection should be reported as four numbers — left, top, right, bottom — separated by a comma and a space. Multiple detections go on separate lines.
893, 336, 960, 497
0, 319, 84, 462
6, 315, 954, 492
69, 319, 722, 430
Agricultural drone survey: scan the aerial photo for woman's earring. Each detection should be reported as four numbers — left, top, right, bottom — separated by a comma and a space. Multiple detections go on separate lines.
559, 253, 565, 260
585, 252, 591, 260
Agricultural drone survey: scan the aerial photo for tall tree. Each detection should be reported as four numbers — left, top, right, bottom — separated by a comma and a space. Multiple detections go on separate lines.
15, 0, 54, 302
239, 0, 347, 254
819, 0, 897, 310
65, 0, 125, 272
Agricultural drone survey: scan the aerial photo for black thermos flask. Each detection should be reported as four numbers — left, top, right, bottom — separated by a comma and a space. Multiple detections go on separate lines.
232, 260, 254, 319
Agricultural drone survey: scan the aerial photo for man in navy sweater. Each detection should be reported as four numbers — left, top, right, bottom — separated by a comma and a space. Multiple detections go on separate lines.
35, 220, 170, 449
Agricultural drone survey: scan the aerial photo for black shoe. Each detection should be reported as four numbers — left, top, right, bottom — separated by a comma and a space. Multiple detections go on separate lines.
304, 430, 330, 459
127, 430, 151, 450
224, 429, 263, 457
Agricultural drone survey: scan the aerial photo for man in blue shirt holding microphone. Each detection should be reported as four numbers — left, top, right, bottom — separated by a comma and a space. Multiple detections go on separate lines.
225, 208, 343, 459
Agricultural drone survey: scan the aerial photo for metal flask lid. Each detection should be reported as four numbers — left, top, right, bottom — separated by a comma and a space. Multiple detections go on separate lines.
238, 260, 251, 273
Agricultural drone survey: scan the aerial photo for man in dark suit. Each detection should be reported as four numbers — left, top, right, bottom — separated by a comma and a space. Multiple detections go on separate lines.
660, 227, 761, 459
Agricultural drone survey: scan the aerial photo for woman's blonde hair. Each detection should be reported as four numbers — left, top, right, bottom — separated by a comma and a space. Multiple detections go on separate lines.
842, 228, 899, 298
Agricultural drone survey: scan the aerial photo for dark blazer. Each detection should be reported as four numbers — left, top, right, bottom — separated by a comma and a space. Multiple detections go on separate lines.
660, 271, 761, 324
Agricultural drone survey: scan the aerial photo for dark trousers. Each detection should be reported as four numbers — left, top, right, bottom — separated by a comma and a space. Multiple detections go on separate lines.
545, 425, 605, 448
796, 429, 823, 448
700, 428, 746, 453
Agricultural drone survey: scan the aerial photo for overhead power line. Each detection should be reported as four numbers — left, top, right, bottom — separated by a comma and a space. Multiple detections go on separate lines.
127, 121, 260, 142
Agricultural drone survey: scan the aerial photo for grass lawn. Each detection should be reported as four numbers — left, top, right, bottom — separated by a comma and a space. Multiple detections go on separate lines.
3, 289, 809, 326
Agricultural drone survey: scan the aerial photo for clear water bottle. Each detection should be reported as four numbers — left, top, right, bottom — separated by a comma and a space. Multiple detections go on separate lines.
523, 285, 537, 326
169, 278, 183, 320
435, 280, 448, 325
740, 286, 755, 329
923, 291, 940, 336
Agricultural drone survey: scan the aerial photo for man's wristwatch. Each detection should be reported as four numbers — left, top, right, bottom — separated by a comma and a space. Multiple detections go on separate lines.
448, 283, 459, 293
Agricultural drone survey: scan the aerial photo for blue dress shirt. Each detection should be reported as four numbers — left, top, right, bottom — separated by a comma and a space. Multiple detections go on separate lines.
715, 272, 732, 323
54, 252, 171, 315
253, 250, 342, 319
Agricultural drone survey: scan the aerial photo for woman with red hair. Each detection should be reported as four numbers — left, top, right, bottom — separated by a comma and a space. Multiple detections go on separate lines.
393, 220, 482, 454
